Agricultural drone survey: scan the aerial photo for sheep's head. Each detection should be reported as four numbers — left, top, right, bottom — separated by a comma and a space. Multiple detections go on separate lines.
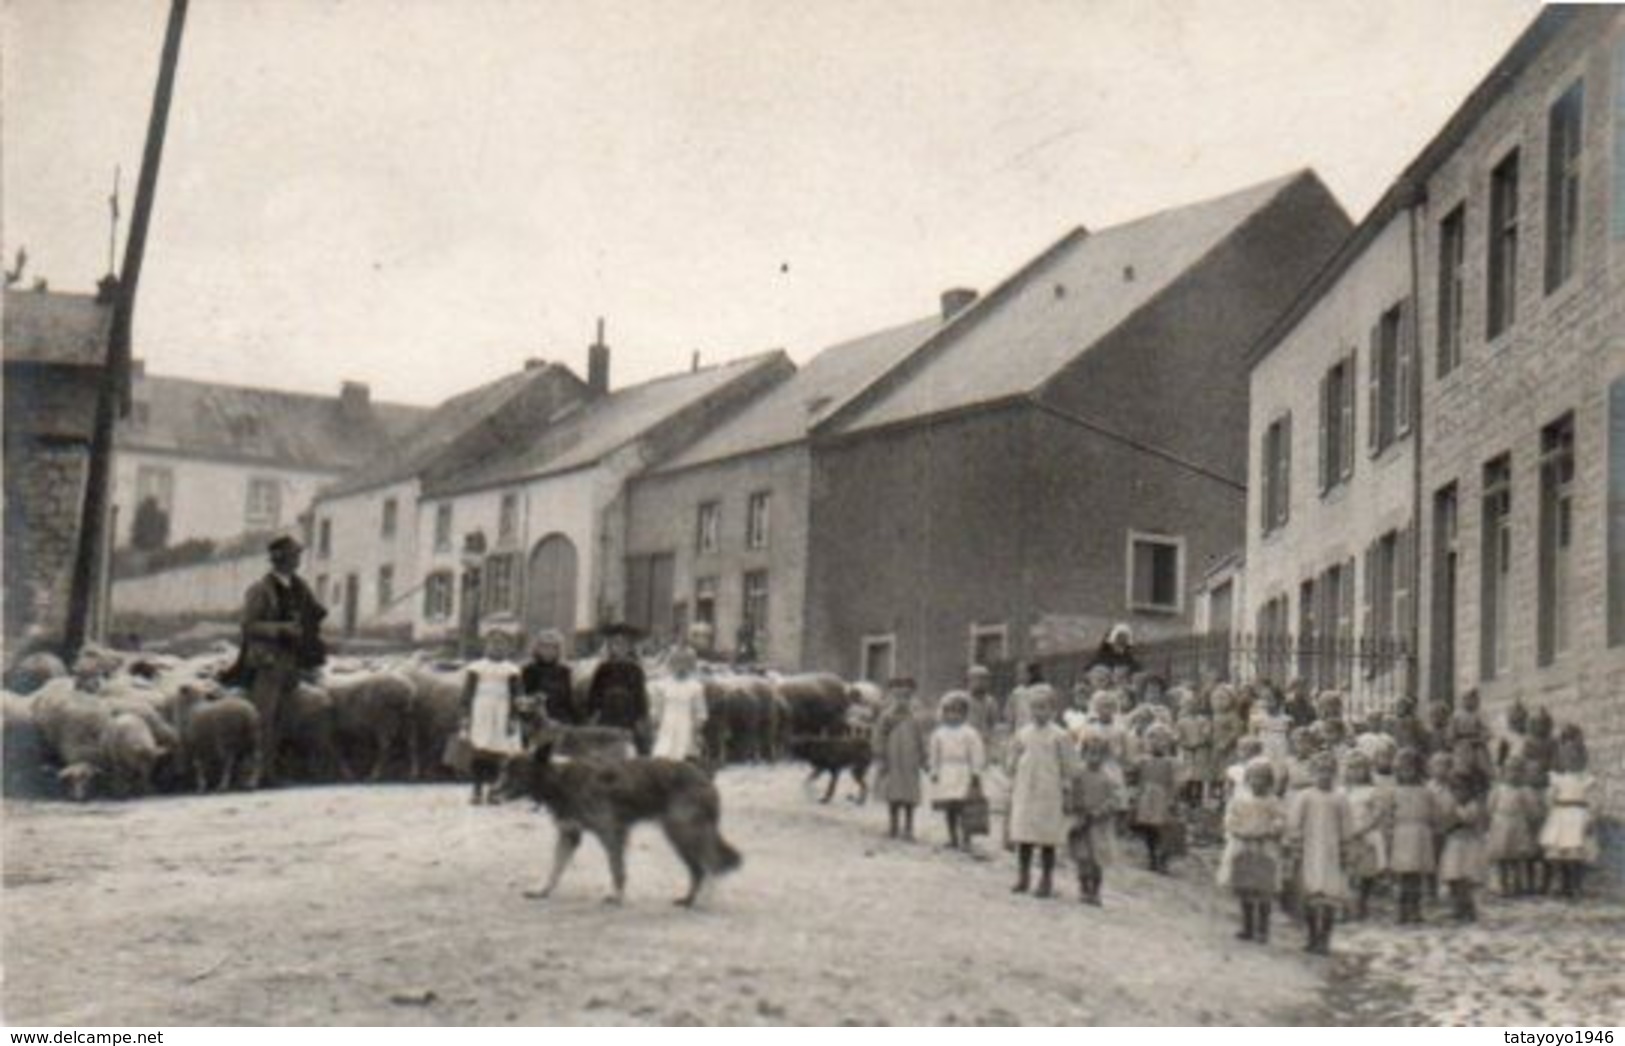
58, 762, 99, 801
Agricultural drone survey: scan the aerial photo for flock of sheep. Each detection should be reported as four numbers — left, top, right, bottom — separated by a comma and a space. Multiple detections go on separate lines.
1, 645, 878, 802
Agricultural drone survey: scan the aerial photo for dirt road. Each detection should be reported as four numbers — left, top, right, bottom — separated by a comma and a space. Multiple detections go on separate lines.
3, 765, 1618, 1025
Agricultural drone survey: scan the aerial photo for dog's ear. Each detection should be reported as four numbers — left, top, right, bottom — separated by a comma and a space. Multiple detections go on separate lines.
530, 740, 554, 766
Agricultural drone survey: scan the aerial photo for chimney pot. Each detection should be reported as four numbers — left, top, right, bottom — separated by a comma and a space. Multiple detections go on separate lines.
339, 380, 371, 421
940, 287, 978, 321
588, 319, 610, 397
691, 350, 701, 373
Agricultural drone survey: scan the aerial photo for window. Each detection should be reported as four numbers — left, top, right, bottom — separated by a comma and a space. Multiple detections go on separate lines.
315, 575, 328, 605
1610, 378, 1625, 646
1260, 412, 1292, 533
1368, 301, 1413, 455
1127, 532, 1183, 613
694, 576, 718, 625
1488, 149, 1521, 340
1538, 415, 1575, 665
696, 501, 721, 554
1318, 352, 1356, 491
969, 623, 1008, 667
861, 634, 896, 684
381, 497, 398, 539
318, 517, 332, 559
423, 570, 454, 621
135, 465, 174, 515
1481, 455, 1513, 680
245, 477, 281, 530
1255, 594, 1290, 684
1318, 559, 1356, 689
377, 564, 395, 611
434, 503, 453, 552
485, 554, 516, 613
1437, 206, 1466, 376
1431, 484, 1461, 701
498, 493, 519, 546
746, 491, 771, 550
1298, 577, 1317, 683
1545, 80, 1584, 293
1366, 531, 1399, 642
742, 570, 769, 638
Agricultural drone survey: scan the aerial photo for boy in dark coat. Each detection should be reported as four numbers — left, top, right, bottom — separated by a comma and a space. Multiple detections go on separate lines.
587, 624, 650, 755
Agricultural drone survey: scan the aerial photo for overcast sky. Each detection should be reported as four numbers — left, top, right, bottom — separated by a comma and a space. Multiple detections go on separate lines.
6, 0, 1539, 406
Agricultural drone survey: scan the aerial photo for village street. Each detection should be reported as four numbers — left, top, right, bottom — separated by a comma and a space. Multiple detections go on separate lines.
4, 765, 1620, 1027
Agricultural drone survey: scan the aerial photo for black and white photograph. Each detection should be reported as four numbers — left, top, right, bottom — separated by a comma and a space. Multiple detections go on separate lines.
2, 0, 1622, 1031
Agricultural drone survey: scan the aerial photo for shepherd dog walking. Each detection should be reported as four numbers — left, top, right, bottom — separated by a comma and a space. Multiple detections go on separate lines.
502, 737, 742, 908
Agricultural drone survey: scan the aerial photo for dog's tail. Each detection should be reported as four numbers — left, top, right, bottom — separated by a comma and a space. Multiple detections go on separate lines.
711, 834, 743, 876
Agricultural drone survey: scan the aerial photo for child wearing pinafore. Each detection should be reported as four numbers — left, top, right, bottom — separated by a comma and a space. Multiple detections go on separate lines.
928, 691, 987, 853
1007, 685, 1075, 898
1287, 752, 1350, 955
462, 630, 523, 805
1342, 751, 1391, 921
1485, 758, 1542, 897
1388, 749, 1435, 925
1539, 731, 1596, 899
1133, 726, 1180, 873
1226, 760, 1284, 943
1438, 772, 1487, 922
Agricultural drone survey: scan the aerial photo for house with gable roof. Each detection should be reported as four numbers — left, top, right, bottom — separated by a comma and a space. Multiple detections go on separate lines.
620, 299, 964, 666
802, 170, 1352, 693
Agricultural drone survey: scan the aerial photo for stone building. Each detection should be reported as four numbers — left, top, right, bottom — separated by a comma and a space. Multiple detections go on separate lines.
421, 350, 793, 651
621, 307, 951, 666
309, 357, 589, 639
803, 171, 1351, 694
113, 371, 426, 551
1412, 8, 1624, 821
1243, 181, 1422, 715
1239, 7, 1624, 828
2, 284, 113, 647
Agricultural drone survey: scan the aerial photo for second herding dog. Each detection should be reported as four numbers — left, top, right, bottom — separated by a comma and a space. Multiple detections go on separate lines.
501, 740, 742, 907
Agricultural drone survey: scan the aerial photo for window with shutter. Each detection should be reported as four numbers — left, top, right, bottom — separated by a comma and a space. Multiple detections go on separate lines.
1318, 373, 1330, 494
1367, 323, 1381, 455
1341, 350, 1357, 481
1394, 525, 1413, 643
1396, 299, 1414, 438
1280, 412, 1292, 527
1360, 545, 1374, 650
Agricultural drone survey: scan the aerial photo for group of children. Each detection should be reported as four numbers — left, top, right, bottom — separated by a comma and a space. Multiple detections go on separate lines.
867, 664, 1601, 958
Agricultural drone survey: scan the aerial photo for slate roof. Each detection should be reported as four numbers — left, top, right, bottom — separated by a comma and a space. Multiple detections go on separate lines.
425, 352, 789, 497
118, 374, 430, 473
321, 364, 578, 499
2, 288, 114, 366
821, 171, 1312, 435
654, 315, 943, 473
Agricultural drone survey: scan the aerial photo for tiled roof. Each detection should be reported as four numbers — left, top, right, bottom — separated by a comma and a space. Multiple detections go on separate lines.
2, 288, 114, 366
118, 374, 431, 473
822, 171, 1311, 435
654, 316, 942, 472
321, 364, 577, 499
424, 352, 788, 496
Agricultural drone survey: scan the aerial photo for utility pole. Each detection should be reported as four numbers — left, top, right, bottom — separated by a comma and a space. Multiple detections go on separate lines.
65, 0, 189, 657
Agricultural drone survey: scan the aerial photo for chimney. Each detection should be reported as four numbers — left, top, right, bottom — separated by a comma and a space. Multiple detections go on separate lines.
129, 358, 146, 380
524, 357, 548, 371
940, 287, 978, 322
691, 350, 701, 373
339, 380, 371, 422
587, 317, 610, 397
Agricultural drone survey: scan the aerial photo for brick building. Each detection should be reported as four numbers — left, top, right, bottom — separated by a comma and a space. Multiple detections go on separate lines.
3, 285, 114, 648
621, 308, 949, 666
803, 172, 1351, 694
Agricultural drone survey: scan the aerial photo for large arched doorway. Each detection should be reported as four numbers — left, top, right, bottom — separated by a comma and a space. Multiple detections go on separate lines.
525, 533, 578, 644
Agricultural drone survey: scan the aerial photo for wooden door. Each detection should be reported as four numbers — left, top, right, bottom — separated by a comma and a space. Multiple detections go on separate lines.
525, 534, 578, 643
